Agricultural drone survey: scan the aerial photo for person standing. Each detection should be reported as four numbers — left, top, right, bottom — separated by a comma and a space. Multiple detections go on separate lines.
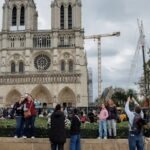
12, 96, 24, 138
107, 99, 118, 138
125, 97, 145, 150
70, 108, 81, 150
23, 94, 37, 138
98, 103, 108, 139
50, 104, 66, 150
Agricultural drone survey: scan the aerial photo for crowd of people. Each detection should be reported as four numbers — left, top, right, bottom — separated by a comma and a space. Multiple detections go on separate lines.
4, 92, 148, 150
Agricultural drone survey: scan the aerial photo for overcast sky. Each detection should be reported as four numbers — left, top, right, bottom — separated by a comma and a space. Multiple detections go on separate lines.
0, 0, 150, 101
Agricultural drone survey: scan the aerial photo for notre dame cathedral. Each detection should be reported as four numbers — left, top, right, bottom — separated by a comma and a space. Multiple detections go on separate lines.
0, 0, 88, 107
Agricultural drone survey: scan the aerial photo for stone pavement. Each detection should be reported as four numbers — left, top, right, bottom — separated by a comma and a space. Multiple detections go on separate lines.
0, 138, 149, 150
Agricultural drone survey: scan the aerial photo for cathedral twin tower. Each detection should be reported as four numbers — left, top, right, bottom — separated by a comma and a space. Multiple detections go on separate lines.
0, 0, 88, 107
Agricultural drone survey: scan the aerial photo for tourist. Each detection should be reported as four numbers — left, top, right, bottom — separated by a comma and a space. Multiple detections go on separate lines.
88, 109, 94, 123
23, 94, 37, 138
107, 99, 118, 138
125, 97, 146, 150
49, 104, 66, 150
70, 108, 81, 150
12, 96, 25, 138
97, 103, 108, 139
80, 111, 86, 123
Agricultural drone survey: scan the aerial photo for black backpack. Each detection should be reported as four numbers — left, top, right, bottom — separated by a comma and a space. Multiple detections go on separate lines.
131, 113, 146, 135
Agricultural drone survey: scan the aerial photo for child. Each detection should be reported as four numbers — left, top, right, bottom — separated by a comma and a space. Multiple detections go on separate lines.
98, 103, 108, 139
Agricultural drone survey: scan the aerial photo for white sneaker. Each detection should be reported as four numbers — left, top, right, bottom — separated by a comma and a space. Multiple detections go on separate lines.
22, 136, 27, 139
97, 137, 101, 139
31, 136, 35, 139
104, 137, 107, 140
14, 136, 18, 138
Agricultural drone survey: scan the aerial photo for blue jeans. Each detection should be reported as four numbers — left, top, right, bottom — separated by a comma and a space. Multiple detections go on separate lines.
99, 120, 107, 138
70, 134, 80, 150
15, 116, 24, 137
128, 133, 144, 150
24, 115, 36, 137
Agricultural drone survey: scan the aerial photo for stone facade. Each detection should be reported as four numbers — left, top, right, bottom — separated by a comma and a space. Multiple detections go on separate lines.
0, 0, 88, 107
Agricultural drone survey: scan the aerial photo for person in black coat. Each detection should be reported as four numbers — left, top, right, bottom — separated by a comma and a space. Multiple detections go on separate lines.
49, 104, 66, 150
70, 108, 81, 150
11, 96, 25, 138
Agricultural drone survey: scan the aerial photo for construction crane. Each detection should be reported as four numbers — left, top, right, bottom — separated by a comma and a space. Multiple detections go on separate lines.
128, 20, 148, 97
84, 31, 120, 98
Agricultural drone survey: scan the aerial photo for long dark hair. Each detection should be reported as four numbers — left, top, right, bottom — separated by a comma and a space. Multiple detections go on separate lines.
54, 104, 61, 112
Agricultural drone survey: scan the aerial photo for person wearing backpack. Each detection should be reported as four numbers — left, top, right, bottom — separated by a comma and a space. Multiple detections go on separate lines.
70, 108, 81, 150
125, 97, 145, 150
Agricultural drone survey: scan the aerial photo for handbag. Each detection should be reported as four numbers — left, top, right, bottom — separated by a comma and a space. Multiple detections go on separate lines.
24, 110, 31, 118
24, 102, 32, 118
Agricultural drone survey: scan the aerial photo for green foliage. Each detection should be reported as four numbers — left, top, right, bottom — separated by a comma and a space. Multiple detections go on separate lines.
0, 118, 149, 138
112, 88, 139, 107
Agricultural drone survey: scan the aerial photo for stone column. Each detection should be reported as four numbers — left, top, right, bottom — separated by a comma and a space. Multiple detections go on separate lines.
64, 5, 68, 29
2, 4, 9, 31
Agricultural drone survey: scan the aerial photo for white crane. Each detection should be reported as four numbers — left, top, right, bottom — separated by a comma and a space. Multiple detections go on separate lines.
128, 20, 148, 96
84, 32, 120, 98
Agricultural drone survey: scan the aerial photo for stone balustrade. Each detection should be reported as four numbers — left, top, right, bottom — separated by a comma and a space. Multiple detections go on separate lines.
0, 73, 81, 85
0, 138, 150, 150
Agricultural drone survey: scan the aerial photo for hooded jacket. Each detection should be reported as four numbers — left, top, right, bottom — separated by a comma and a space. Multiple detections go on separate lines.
49, 110, 66, 144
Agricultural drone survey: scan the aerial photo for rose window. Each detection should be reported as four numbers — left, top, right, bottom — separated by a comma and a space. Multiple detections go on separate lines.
34, 54, 51, 70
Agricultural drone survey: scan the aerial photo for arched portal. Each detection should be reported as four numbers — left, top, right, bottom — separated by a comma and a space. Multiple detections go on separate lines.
58, 87, 76, 107
5, 89, 21, 105
31, 85, 52, 105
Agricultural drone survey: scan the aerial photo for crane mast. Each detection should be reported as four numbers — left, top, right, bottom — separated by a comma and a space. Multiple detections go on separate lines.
84, 32, 120, 99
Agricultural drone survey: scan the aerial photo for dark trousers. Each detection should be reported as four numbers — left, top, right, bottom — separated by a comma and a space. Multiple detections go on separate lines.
15, 116, 24, 137
24, 115, 36, 137
51, 143, 64, 150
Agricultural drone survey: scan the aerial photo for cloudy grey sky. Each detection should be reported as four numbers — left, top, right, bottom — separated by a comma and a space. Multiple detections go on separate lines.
0, 0, 150, 101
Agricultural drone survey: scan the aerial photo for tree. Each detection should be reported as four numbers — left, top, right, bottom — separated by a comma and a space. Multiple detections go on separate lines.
112, 88, 127, 107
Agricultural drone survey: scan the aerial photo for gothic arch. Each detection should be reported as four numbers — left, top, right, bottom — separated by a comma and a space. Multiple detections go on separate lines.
31, 85, 52, 104
58, 87, 76, 104
5, 89, 21, 105
33, 51, 51, 57
68, 4, 72, 29
12, 5, 17, 26
59, 52, 74, 60
60, 5, 64, 29
60, 59, 66, 72
19, 61, 24, 73
20, 5, 25, 25
11, 61, 16, 73
68, 59, 74, 72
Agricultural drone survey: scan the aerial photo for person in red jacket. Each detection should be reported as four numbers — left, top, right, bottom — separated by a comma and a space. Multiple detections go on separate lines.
23, 94, 37, 138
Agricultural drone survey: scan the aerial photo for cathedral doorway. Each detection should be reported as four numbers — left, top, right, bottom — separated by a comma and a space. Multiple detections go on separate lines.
58, 87, 76, 107
31, 85, 52, 106
5, 89, 21, 106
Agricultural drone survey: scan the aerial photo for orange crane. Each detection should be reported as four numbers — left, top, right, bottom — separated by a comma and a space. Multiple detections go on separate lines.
84, 32, 120, 98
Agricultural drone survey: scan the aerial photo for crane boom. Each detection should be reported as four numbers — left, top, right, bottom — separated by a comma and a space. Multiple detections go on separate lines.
84, 32, 120, 39
84, 31, 120, 99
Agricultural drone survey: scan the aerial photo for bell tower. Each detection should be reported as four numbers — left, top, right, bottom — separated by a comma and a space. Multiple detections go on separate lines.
51, 0, 82, 30
2, 0, 38, 31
